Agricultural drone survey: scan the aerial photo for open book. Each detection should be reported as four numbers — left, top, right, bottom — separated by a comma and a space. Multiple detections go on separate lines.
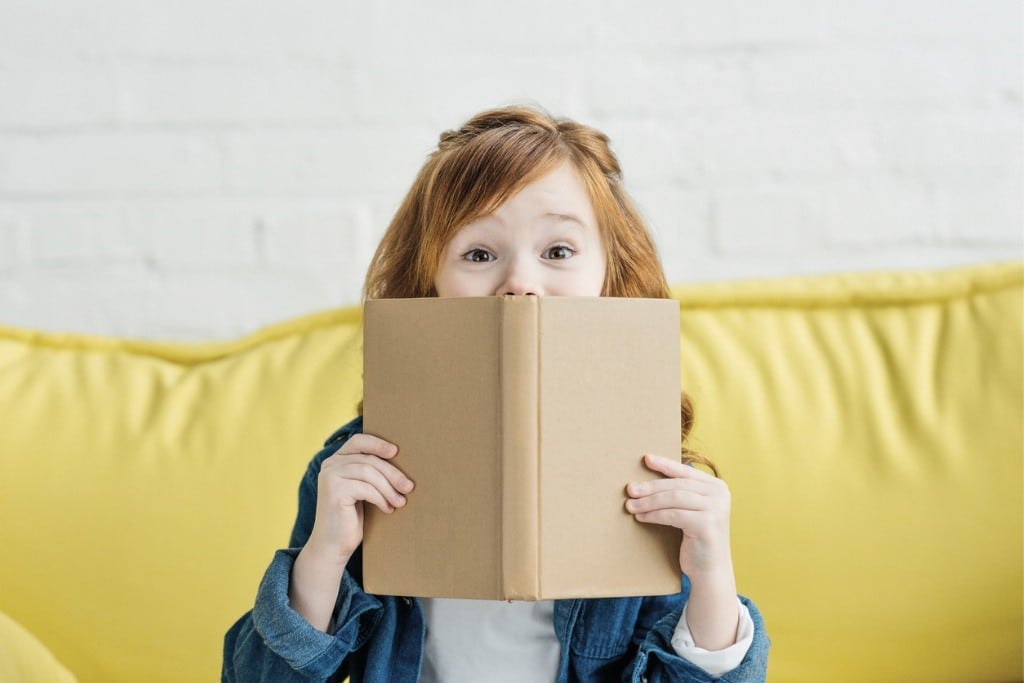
362, 295, 682, 600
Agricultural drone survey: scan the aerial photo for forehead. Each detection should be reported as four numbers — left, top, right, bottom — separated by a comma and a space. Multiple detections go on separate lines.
513, 161, 591, 204
482, 161, 596, 223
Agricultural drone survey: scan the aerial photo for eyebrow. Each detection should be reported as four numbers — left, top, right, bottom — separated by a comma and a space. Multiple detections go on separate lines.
471, 211, 590, 231
543, 212, 588, 228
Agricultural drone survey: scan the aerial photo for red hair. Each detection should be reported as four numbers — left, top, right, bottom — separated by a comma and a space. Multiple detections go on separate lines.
363, 105, 668, 300
362, 105, 715, 474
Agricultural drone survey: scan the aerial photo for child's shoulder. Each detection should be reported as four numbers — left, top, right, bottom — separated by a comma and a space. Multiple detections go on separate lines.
322, 414, 364, 449
301, 415, 365, 479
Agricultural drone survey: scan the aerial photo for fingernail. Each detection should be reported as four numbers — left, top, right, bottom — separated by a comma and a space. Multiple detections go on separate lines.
400, 479, 414, 492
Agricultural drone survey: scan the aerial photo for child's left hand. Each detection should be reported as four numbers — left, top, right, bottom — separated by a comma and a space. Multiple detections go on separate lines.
625, 453, 733, 580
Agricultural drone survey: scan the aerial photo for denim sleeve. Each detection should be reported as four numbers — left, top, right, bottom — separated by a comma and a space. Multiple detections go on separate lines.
635, 594, 769, 683
222, 417, 380, 682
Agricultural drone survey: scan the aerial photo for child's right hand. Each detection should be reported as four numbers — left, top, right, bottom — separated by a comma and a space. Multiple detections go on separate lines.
290, 433, 414, 631
305, 433, 415, 564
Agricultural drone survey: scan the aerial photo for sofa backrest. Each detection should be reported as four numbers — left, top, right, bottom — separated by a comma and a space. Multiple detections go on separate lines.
0, 262, 1020, 682
671, 262, 1022, 680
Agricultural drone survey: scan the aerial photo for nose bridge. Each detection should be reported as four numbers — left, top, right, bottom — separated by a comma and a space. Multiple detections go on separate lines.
498, 252, 540, 296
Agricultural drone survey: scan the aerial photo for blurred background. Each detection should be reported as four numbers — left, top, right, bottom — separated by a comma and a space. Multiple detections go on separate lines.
0, 0, 1020, 340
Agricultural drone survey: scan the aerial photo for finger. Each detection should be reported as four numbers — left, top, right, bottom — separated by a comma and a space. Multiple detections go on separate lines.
626, 477, 714, 499
337, 433, 399, 459
632, 507, 701, 529
378, 459, 415, 494
336, 452, 415, 494
642, 453, 716, 482
321, 454, 409, 505
344, 480, 397, 514
329, 436, 414, 494
625, 490, 706, 515
335, 460, 410, 508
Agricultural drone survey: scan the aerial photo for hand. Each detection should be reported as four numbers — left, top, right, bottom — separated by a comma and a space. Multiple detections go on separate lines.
626, 454, 740, 649
290, 433, 413, 632
625, 454, 733, 580
306, 433, 415, 564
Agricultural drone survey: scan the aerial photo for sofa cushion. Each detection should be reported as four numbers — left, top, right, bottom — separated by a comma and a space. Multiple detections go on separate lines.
0, 262, 1020, 682
0, 310, 364, 682
670, 261, 1022, 681
0, 610, 76, 683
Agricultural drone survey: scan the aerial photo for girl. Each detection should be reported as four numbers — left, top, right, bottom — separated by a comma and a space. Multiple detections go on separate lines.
223, 105, 769, 682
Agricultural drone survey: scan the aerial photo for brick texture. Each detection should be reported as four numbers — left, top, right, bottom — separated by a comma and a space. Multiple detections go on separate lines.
0, 0, 1020, 339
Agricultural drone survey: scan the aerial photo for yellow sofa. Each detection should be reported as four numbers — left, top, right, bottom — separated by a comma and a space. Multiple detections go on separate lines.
1, 262, 1020, 683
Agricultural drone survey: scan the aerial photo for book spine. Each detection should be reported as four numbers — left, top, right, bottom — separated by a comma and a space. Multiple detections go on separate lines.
500, 296, 540, 600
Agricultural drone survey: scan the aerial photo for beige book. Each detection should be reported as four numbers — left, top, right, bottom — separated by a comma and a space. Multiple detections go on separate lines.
362, 296, 682, 600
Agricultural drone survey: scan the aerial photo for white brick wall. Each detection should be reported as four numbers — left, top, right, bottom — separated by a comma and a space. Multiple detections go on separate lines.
0, 0, 1020, 340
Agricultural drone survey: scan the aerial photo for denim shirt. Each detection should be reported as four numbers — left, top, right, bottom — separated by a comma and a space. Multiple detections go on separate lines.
223, 417, 770, 682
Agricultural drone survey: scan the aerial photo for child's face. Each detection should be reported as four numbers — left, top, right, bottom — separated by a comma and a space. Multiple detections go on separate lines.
434, 160, 606, 298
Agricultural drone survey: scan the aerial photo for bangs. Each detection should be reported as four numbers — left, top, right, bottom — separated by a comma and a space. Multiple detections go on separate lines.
363, 104, 668, 301
430, 126, 568, 236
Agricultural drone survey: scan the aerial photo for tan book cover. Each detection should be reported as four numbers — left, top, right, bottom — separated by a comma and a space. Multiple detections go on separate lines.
362, 296, 682, 600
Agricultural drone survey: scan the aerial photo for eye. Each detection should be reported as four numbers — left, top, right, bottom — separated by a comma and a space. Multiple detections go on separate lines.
543, 244, 575, 260
462, 248, 495, 263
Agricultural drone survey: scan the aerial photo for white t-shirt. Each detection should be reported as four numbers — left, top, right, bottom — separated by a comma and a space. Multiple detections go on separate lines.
419, 597, 754, 682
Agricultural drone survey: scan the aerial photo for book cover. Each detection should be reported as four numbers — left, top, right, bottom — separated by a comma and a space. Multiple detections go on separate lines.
362, 296, 682, 600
